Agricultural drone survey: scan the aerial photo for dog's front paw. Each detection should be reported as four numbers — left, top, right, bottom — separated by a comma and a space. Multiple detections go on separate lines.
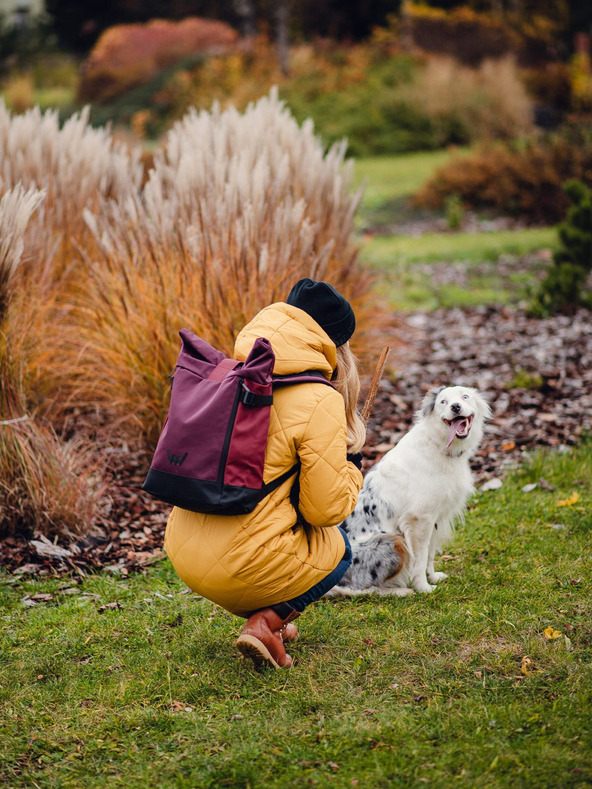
378, 586, 415, 597
427, 571, 448, 584
413, 581, 436, 593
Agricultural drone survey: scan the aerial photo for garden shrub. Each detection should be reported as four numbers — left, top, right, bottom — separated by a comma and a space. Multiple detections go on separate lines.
398, 55, 533, 146
287, 88, 436, 158
570, 50, 592, 113
522, 62, 572, 116
413, 125, 592, 225
3, 72, 34, 113
78, 17, 238, 104
405, 2, 565, 67
286, 52, 533, 155
88, 26, 536, 155
406, 3, 520, 66
531, 180, 592, 315
278, 50, 437, 156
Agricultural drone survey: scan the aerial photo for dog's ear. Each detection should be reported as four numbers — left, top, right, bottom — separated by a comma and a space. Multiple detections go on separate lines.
475, 391, 492, 420
415, 386, 445, 421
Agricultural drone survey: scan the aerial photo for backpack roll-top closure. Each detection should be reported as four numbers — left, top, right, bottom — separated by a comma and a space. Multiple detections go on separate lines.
222, 338, 275, 491
179, 328, 227, 364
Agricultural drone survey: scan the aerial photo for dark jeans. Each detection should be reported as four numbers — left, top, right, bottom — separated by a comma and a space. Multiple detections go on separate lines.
280, 526, 352, 614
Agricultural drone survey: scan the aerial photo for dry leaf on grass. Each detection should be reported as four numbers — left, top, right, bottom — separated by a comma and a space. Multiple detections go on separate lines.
520, 656, 533, 675
556, 492, 579, 507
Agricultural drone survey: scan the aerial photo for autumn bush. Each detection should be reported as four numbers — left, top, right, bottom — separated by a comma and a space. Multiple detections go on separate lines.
2, 72, 34, 113
399, 55, 533, 147
405, 3, 520, 66
282, 50, 432, 157
78, 17, 238, 104
83, 21, 536, 156
522, 62, 572, 117
412, 125, 592, 225
404, 2, 564, 67
570, 50, 592, 113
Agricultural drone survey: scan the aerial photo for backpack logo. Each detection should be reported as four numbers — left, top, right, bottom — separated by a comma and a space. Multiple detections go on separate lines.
167, 449, 188, 467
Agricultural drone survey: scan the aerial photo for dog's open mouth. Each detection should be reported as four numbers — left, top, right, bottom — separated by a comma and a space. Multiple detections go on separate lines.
444, 414, 474, 447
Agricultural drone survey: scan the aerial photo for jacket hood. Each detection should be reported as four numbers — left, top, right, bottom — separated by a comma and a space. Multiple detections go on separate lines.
233, 302, 336, 378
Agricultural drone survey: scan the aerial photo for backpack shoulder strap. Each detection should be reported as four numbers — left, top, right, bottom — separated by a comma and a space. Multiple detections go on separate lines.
272, 370, 335, 389
241, 370, 332, 408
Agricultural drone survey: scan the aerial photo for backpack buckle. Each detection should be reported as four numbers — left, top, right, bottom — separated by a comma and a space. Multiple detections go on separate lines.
241, 382, 258, 407
240, 382, 273, 408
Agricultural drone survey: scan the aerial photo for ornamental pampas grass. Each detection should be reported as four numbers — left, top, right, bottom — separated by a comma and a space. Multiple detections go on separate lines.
0, 186, 108, 539
0, 100, 143, 280
0, 99, 144, 425
74, 89, 374, 445
0, 186, 45, 322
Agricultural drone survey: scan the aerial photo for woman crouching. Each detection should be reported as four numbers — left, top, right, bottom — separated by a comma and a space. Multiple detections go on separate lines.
164, 278, 365, 668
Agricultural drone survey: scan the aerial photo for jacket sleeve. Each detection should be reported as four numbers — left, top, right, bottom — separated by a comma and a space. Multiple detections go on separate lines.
295, 387, 364, 528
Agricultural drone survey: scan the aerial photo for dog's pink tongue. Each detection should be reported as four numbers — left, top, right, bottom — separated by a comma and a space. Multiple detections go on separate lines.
447, 417, 466, 448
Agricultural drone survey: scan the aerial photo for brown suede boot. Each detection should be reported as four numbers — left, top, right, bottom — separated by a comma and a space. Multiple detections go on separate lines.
236, 608, 300, 669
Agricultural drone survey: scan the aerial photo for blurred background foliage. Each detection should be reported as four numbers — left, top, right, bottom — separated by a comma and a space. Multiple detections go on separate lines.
1, 1, 590, 146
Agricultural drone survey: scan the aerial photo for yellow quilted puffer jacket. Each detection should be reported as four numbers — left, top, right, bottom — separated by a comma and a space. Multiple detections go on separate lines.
164, 302, 363, 616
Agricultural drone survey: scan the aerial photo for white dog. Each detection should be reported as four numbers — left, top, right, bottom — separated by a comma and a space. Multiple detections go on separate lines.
330, 385, 491, 597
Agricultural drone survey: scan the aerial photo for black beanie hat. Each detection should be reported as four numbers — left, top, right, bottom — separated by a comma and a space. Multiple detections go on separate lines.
286, 278, 356, 347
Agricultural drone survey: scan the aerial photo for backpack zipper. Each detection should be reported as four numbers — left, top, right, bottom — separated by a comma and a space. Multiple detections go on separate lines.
217, 375, 243, 485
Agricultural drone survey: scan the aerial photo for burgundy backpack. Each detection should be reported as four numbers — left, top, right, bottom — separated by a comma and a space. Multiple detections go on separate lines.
142, 329, 333, 515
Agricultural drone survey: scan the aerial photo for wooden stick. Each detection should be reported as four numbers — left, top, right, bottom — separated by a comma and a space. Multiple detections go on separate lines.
361, 345, 391, 424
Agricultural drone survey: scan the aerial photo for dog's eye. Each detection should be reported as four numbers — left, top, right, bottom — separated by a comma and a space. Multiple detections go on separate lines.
462, 394, 469, 400
440, 399, 446, 405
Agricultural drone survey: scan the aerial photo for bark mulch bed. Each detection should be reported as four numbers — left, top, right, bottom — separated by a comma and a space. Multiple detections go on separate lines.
2, 305, 590, 578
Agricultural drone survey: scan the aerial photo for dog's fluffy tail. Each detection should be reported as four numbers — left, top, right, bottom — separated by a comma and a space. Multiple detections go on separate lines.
333, 532, 407, 591
384, 535, 406, 582
326, 535, 408, 597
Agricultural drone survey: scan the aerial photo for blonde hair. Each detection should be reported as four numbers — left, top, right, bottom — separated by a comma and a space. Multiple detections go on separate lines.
334, 342, 366, 454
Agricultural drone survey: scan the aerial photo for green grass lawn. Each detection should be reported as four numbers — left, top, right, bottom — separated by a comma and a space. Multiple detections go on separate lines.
352, 152, 558, 311
363, 227, 556, 266
361, 227, 557, 310
353, 149, 471, 209
2, 442, 591, 788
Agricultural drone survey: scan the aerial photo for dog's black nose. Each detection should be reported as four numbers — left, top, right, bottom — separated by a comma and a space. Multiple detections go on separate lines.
450, 402, 462, 414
